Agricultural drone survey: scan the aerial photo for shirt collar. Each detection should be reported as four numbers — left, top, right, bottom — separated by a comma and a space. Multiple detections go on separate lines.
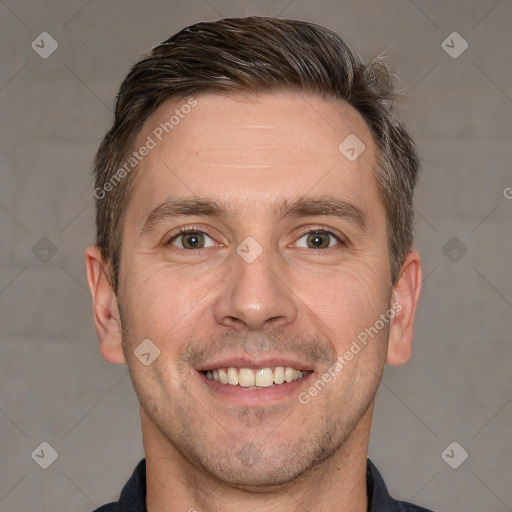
118, 458, 146, 511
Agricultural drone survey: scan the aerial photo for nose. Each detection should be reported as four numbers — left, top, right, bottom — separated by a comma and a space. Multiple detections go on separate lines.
213, 241, 298, 332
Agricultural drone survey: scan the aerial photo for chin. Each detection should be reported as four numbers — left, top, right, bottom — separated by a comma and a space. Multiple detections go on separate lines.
204, 459, 305, 490
191, 435, 338, 491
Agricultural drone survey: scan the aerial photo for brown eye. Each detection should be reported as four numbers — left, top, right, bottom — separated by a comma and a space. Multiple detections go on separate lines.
296, 230, 340, 249
169, 231, 215, 249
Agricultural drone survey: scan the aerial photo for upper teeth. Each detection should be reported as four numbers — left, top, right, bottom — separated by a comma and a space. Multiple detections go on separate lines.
205, 366, 305, 388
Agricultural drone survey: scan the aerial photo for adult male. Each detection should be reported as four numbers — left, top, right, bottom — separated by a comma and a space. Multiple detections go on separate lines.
85, 16, 431, 512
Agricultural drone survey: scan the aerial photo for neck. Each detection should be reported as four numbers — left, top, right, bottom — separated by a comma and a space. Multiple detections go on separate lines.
142, 405, 373, 512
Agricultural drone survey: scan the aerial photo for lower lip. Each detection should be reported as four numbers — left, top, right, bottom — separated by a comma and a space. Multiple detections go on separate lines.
197, 371, 314, 405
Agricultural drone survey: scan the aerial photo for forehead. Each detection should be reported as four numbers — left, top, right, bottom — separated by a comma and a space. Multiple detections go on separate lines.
127, 91, 382, 225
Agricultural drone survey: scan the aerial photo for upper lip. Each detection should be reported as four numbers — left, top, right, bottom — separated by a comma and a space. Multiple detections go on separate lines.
195, 355, 315, 372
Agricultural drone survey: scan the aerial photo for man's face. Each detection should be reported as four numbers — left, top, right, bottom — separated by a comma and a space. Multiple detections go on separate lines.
117, 92, 394, 486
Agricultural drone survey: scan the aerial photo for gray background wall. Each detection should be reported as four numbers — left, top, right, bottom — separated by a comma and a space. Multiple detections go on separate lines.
1, 1, 511, 511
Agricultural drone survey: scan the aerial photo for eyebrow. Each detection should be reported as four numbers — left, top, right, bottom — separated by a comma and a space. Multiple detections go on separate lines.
140, 195, 369, 235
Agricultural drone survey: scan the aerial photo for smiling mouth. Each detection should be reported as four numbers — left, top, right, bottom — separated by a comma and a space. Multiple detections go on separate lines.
201, 366, 311, 389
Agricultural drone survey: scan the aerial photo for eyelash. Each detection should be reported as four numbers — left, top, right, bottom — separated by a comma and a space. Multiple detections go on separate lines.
165, 226, 347, 251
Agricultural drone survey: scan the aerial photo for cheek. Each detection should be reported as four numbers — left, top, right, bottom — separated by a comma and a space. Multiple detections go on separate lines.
293, 259, 391, 343
120, 258, 222, 347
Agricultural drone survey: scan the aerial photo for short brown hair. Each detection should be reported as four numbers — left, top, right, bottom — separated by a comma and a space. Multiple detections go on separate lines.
93, 16, 419, 293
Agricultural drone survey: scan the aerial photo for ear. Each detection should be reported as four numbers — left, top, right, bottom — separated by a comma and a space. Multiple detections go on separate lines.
85, 245, 126, 364
386, 250, 422, 366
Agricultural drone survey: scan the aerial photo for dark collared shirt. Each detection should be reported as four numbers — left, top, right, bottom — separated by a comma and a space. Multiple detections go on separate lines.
93, 458, 434, 511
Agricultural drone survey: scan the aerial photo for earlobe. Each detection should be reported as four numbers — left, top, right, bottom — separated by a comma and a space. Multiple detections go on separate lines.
386, 250, 422, 366
85, 245, 126, 365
